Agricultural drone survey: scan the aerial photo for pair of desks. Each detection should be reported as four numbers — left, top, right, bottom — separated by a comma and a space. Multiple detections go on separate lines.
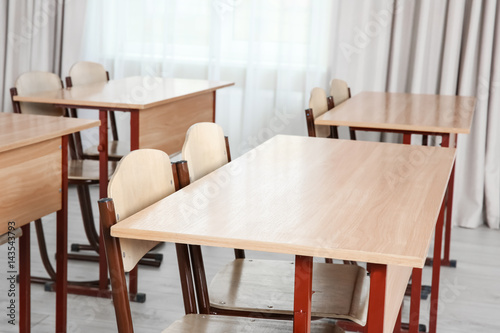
10, 85, 474, 332
109, 91, 474, 333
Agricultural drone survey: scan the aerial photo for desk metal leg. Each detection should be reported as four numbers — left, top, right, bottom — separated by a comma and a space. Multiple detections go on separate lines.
20, 223, 30, 333
293, 255, 313, 333
403, 133, 412, 144
393, 306, 402, 333
128, 110, 141, 300
409, 268, 422, 333
366, 263, 387, 333
56, 136, 69, 332
99, 110, 109, 292
442, 162, 456, 267
429, 199, 445, 333
425, 133, 456, 268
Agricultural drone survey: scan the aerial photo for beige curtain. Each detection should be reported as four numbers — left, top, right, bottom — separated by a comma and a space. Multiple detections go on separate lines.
2, 0, 497, 229
327, 0, 499, 229
1, 0, 64, 112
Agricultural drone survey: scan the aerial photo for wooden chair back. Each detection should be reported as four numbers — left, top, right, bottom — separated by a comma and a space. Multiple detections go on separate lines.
13, 71, 64, 116
330, 79, 351, 106
305, 87, 330, 138
107, 149, 176, 271
67, 61, 108, 86
181, 122, 229, 183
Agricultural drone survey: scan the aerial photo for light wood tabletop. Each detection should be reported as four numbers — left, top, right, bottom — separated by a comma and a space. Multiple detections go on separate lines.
315, 91, 476, 134
111, 135, 455, 333
112, 135, 455, 267
12, 76, 234, 110
0, 112, 99, 153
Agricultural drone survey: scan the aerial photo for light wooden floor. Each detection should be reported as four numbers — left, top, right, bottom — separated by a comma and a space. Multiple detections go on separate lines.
1, 184, 499, 332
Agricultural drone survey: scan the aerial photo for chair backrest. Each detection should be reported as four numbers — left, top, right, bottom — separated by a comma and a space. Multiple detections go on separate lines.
14, 71, 64, 116
107, 149, 176, 272
181, 122, 228, 183
308, 87, 330, 138
330, 79, 350, 106
68, 61, 108, 86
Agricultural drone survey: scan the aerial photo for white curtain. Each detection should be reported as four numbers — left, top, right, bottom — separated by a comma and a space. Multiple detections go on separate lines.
3, 0, 497, 229
0, 0, 64, 112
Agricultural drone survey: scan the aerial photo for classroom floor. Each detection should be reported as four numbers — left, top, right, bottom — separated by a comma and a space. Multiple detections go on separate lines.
1, 184, 499, 332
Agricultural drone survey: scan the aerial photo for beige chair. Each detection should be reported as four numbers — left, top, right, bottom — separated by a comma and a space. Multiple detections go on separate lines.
99, 149, 344, 333
329, 79, 356, 140
181, 122, 244, 259
305, 87, 335, 138
329, 79, 351, 107
10, 71, 117, 285
66, 61, 129, 161
180, 123, 369, 327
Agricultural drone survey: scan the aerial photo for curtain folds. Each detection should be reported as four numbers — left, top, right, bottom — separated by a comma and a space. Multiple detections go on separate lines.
64, 0, 500, 229
0, 0, 65, 112
1, 0, 498, 229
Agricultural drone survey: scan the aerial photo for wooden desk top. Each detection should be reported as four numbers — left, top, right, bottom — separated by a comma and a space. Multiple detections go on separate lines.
112, 135, 455, 268
13, 77, 234, 110
0, 112, 100, 153
315, 91, 476, 134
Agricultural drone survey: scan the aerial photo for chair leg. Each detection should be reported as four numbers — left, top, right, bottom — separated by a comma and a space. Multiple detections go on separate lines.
70, 185, 100, 253
234, 249, 245, 259
422, 135, 428, 146
29, 219, 102, 287
349, 128, 357, 140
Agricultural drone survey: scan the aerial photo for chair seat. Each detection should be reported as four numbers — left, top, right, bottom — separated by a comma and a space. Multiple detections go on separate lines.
68, 159, 118, 181
84, 140, 130, 160
209, 259, 369, 325
162, 314, 344, 333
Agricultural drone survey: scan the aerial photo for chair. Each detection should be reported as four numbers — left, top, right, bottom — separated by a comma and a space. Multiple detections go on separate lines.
9, 71, 118, 287
329, 79, 356, 140
180, 123, 369, 327
98, 149, 344, 333
305, 87, 336, 138
329, 79, 351, 107
66, 61, 129, 161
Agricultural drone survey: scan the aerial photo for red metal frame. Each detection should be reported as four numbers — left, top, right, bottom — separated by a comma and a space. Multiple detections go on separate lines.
56, 135, 69, 332
293, 255, 313, 333
19, 223, 31, 333
212, 91, 217, 122
366, 263, 387, 333
429, 199, 445, 333
409, 268, 422, 333
441, 133, 455, 267
130, 110, 140, 150
98, 110, 109, 292
393, 306, 402, 333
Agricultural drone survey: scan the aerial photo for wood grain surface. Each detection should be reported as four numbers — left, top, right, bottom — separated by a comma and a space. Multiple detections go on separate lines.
112, 135, 455, 267
315, 91, 475, 134
13, 76, 234, 110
